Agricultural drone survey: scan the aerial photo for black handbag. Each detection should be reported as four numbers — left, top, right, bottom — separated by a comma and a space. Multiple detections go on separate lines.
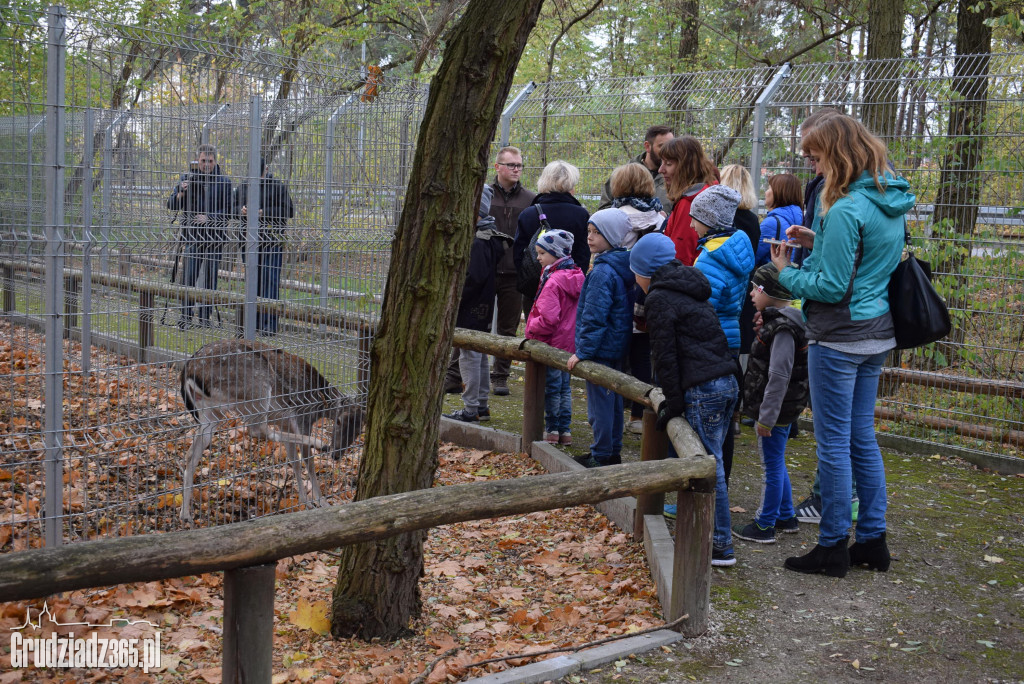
888, 229, 951, 349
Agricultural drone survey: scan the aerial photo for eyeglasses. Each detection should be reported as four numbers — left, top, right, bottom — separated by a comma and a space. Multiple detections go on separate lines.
802, 154, 819, 162
497, 162, 524, 170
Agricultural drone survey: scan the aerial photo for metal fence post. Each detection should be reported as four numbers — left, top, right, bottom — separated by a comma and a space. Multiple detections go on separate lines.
80, 108, 94, 373
100, 110, 128, 274
750, 63, 791, 199
242, 96, 261, 340
499, 81, 536, 147
43, 3, 67, 548
26, 117, 45, 242
322, 96, 356, 317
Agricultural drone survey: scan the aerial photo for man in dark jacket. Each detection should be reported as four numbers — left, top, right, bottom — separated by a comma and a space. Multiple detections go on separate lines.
445, 185, 512, 423
597, 124, 674, 212
487, 146, 536, 395
234, 158, 295, 335
167, 144, 234, 327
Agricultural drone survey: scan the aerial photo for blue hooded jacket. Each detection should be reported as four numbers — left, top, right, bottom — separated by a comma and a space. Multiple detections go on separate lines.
694, 229, 755, 350
755, 204, 804, 267
575, 248, 635, 363
779, 172, 915, 343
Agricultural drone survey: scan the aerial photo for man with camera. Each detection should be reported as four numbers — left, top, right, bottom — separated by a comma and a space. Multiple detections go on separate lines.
234, 157, 294, 335
167, 143, 234, 328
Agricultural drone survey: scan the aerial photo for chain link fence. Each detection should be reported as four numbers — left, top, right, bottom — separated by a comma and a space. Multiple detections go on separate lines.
2, 5, 1022, 552
0, 5, 427, 549
503, 55, 1024, 469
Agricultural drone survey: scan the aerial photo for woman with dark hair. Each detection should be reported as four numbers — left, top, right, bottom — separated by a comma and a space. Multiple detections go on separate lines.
756, 173, 804, 267
658, 136, 718, 265
772, 114, 914, 577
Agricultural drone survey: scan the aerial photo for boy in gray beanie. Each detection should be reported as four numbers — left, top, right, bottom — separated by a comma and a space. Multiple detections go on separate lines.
566, 208, 636, 468
689, 184, 741, 234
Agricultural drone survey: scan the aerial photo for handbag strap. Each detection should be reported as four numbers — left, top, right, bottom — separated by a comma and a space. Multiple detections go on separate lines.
773, 215, 782, 240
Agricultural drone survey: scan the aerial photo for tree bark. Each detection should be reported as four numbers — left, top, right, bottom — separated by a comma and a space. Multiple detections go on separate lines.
329, 0, 545, 642
863, 0, 905, 138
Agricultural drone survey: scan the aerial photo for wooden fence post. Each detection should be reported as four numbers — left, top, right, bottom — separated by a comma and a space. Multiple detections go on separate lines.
139, 290, 154, 360
633, 407, 667, 538
223, 562, 276, 683
2, 264, 14, 312
63, 274, 79, 339
521, 359, 545, 447
670, 487, 713, 637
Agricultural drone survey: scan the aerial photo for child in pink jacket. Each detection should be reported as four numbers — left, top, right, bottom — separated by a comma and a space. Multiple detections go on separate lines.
526, 229, 586, 445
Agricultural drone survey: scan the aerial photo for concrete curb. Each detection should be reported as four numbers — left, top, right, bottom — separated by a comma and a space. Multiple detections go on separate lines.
643, 514, 675, 611
439, 417, 523, 454
462, 630, 684, 684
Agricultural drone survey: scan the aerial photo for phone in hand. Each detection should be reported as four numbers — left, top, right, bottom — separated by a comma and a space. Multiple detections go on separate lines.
762, 238, 800, 247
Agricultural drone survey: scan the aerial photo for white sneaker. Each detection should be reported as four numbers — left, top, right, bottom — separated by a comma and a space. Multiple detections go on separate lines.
628, 419, 643, 434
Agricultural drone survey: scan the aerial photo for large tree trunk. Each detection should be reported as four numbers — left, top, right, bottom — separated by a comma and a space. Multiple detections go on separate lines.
667, 0, 699, 131
931, 0, 992, 363
329, 0, 545, 641
863, 0, 905, 139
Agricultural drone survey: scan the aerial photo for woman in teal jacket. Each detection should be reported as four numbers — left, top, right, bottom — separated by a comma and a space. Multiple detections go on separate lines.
772, 114, 914, 579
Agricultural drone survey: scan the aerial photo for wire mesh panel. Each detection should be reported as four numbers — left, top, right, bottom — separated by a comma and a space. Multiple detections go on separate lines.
505, 58, 1024, 463
0, 5, 428, 548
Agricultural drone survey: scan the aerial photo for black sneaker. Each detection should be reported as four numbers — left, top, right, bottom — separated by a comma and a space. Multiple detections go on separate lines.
477, 407, 490, 421
444, 408, 478, 423
573, 453, 601, 469
795, 494, 822, 524
776, 516, 800, 534
492, 380, 510, 396
733, 521, 776, 544
712, 545, 736, 567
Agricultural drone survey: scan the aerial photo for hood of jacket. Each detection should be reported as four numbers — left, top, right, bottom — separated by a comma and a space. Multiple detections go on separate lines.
849, 172, 915, 217
698, 230, 754, 279
773, 303, 806, 328
534, 191, 582, 208
649, 261, 711, 302
593, 247, 634, 282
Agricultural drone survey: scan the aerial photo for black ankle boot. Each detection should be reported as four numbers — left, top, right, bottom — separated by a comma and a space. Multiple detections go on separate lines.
784, 537, 850, 577
849, 533, 891, 571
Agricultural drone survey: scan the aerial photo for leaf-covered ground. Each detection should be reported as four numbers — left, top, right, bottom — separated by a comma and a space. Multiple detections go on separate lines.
1, 327, 1022, 682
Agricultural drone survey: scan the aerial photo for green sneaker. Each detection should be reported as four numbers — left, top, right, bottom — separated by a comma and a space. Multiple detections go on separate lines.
851, 498, 859, 523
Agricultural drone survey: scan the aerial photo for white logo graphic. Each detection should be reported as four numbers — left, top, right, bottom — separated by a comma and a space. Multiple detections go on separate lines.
9, 602, 162, 673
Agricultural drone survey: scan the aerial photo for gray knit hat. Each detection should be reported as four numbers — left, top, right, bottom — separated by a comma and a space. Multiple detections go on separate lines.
588, 208, 631, 248
689, 184, 741, 231
536, 229, 574, 259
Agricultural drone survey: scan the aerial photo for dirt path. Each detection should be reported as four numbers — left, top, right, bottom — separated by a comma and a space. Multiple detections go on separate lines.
557, 431, 1024, 683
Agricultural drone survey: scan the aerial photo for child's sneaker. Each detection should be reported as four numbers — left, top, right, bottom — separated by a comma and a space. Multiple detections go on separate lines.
544, 431, 559, 444
795, 494, 822, 523
558, 432, 572, 445
444, 408, 478, 423
776, 516, 799, 534
733, 521, 776, 544
711, 545, 736, 567
663, 504, 677, 519
851, 498, 859, 523
477, 406, 490, 421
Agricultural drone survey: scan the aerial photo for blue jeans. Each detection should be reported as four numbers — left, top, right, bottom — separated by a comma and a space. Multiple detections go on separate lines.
681, 374, 739, 552
545, 367, 572, 434
754, 424, 796, 528
586, 359, 623, 463
808, 344, 888, 546
255, 240, 283, 334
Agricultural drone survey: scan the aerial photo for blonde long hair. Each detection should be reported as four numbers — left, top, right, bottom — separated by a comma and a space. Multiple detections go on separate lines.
801, 115, 890, 212
719, 164, 757, 211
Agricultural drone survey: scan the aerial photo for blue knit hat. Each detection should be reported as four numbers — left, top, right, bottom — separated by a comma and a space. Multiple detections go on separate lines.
629, 233, 677, 277
536, 229, 574, 259
588, 208, 632, 249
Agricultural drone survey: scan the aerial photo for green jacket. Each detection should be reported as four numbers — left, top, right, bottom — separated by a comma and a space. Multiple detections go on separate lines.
779, 172, 915, 343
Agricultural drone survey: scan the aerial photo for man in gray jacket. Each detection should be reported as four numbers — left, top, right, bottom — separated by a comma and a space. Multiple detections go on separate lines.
597, 125, 674, 212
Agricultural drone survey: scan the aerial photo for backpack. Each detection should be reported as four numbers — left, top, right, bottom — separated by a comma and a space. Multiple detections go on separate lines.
515, 204, 551, 300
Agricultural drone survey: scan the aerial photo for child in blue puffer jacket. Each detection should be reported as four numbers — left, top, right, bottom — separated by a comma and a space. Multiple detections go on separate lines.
567, 208, 635, 468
